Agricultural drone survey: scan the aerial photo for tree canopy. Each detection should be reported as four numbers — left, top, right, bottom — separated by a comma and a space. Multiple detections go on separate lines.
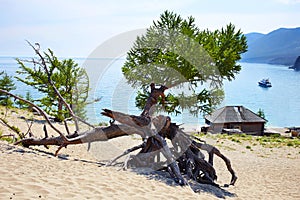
122, 10, 247, 115
16, 47, 89, 121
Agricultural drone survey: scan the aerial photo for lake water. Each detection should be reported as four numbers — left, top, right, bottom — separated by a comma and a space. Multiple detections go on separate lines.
1, 56, 299, 128
223, 62, 300, 127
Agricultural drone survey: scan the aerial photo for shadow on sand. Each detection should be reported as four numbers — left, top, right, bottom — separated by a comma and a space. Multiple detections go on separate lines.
131, 168, 237, 199
4, 143, 236, 199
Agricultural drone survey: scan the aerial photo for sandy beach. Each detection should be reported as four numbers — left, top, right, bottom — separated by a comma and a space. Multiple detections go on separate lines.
0, 108, 300, 200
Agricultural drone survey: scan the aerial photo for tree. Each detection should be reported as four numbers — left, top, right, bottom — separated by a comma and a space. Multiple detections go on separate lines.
257, 108, 268, 123
16, 45, 89, 121
0, 71, 16, 107
15, 91, 34, 109
122, 10, 247, 115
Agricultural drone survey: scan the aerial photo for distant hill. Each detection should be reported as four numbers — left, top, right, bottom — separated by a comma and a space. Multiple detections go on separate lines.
242, 27, 300, 66
245, 32, 264, 45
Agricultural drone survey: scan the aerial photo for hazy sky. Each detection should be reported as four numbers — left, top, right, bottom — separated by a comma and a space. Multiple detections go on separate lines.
1, 0, 299, 57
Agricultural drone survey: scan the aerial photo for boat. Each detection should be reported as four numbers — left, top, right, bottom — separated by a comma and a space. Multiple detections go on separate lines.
258, 78, 272, 87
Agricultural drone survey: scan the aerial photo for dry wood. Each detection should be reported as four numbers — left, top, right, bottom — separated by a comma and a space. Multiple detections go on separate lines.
0, 82, 237, 187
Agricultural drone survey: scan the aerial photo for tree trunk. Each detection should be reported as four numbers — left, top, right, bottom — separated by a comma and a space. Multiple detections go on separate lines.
2, 83, 237, 187
15, 124, 144, 147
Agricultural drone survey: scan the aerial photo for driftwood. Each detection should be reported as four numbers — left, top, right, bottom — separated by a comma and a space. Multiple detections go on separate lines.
1, 83, 237, 187
0, 43, 237, 187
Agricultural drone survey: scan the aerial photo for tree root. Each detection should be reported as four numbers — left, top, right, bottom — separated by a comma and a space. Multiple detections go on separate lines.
1, 83, 237, 188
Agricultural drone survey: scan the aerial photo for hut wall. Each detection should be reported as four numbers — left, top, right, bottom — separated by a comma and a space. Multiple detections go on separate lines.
208, 122, 265, 135
241, 122, 264, 135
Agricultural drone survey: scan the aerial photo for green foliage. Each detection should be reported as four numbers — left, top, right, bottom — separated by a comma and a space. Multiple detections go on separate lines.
11, 125, 21, 134
98, 121, 109, 126
0, 71, 16, 107
197, 23, 248, 81
16, 48, 89, 121
15, 91, 34, 109
122, 10, 247, 115
0, 131, 14, 143
257, 108, 268, 122
257, 108, 268, 127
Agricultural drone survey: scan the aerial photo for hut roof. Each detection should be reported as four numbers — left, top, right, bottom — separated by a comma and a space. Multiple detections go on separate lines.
205, 106, 266, 124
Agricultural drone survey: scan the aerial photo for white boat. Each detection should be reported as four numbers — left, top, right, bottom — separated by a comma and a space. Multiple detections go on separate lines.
258, 78, 272, 87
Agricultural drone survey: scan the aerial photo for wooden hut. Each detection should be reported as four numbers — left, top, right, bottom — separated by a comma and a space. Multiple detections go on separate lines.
205, 106, 266, 135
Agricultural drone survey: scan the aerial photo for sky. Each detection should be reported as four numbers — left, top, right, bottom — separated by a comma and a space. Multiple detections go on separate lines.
0, 0, 299, 57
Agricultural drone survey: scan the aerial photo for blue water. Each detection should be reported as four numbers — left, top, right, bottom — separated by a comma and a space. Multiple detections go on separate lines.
223, 63, 300, 127
0, 57, 299, 127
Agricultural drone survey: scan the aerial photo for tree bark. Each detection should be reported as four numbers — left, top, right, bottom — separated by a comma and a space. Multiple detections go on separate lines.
2, 83, 237, 187
15, 124, 144, 147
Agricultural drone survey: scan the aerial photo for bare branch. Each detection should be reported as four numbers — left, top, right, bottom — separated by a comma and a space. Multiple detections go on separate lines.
73, 116, 95, 128
55, 144, 66, 156
43, 125, 48, 139
24, 120, 34, 138
106, 142, 145, 166
63, 120, 71, 135
0, 89, 68, 141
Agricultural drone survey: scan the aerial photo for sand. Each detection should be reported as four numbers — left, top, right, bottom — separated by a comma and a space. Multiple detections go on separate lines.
0, 108, 300, 199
